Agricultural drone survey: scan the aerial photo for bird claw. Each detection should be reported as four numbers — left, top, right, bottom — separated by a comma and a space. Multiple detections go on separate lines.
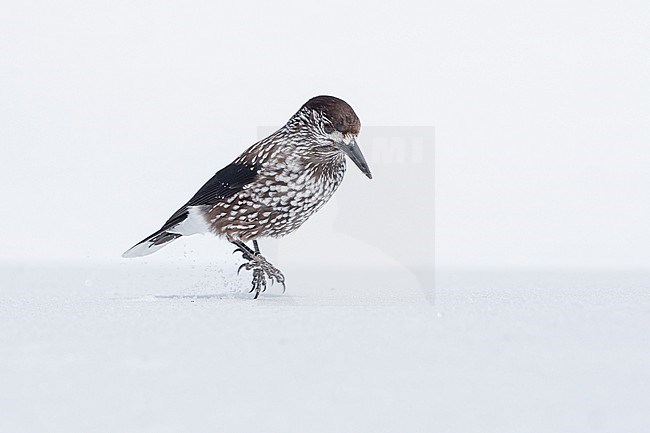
249, 269, 267, 298
233, 247, 255, 261
237, 252, 285, 299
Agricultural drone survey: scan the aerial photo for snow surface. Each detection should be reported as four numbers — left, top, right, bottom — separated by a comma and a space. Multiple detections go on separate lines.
1, 264, 649, 433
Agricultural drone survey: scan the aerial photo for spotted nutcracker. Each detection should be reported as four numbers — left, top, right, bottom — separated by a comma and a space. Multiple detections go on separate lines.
123, 95, 372, 298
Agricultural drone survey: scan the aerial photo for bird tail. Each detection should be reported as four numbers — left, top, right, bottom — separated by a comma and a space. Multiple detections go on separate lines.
122, 208, 188, 258
122, 206, 211, 258
122, 228, 183, 258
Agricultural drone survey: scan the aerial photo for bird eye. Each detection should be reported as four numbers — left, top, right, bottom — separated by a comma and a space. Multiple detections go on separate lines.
323, 124, 335, 134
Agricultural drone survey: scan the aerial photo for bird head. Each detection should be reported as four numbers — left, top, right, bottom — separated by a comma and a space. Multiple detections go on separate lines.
292, 95, 372, 179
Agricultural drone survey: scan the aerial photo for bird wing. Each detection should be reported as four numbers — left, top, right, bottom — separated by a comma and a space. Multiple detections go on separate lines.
122, 160, 261, 258
159, 161, 261, 231
186, 161, 261, 206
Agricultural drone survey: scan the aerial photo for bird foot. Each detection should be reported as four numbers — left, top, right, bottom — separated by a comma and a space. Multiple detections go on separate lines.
235, 249, 286, 299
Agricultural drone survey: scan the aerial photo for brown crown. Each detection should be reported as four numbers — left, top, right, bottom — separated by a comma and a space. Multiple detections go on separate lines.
302, 95, 361, 135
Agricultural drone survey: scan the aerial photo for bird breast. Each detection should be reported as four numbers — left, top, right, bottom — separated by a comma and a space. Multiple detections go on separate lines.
251, 153, 346, 236
206, 150, 347, 241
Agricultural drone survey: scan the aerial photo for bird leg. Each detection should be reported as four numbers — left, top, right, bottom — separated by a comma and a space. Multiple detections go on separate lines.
232, 240, 285, 298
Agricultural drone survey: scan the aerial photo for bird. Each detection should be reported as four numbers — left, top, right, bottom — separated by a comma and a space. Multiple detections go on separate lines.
122, 95, 372, 298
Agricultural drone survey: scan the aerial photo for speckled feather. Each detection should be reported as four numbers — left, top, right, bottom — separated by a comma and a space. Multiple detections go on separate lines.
205, 123, 347, 241
122, 95, 365, 258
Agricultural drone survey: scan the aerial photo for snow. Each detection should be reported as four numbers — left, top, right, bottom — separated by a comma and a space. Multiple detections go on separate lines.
1, 1, 648, 431
2, 264, 649, 433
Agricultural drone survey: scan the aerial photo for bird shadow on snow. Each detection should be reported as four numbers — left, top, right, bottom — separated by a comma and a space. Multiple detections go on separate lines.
152, 292, 287, 301
109, 261, 292, 302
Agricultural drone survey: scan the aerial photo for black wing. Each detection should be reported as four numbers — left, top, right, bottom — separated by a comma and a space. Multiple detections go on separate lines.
186, 161, 260, 206
159, 161, 261, 231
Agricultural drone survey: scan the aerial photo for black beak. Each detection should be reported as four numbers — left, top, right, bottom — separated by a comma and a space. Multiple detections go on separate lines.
341, 137, 372, 179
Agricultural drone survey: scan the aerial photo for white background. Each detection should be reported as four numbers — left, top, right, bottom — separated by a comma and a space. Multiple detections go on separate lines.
2, 0, 648, 269
1, 2, 649, 433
